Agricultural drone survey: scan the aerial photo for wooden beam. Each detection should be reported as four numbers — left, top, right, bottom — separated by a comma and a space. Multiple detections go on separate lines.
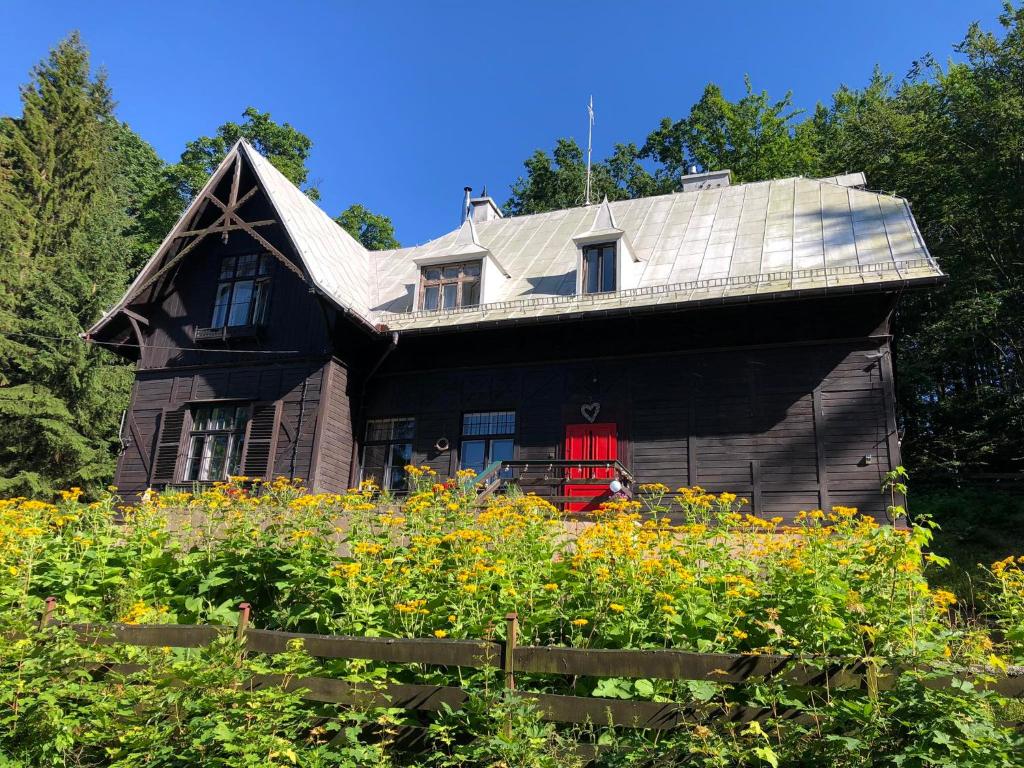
177, 220, 276, 238
812, 386, 830, 512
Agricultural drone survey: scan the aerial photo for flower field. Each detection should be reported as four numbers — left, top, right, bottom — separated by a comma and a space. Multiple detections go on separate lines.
2, 471, 1024, 766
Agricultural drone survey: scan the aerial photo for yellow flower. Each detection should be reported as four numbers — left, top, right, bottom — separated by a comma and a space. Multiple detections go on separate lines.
7, 565, 17, 577
609, 603, 625, 613
543, 583, 559, 592
433, 629, 448, 638
732, 629, 748, 640
571, 618, 589, 627
462, 584, 479, 594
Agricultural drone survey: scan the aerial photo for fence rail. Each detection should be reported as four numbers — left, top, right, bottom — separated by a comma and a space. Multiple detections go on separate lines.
34, 600, 1024, 735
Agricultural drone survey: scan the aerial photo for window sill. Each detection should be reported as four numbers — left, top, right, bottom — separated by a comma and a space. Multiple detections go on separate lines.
194, 325, 264, 343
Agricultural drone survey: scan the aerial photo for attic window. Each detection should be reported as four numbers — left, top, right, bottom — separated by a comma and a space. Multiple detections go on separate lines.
420, 261, 481, 310
582, 243, 616, 294
210, 254, 272, 328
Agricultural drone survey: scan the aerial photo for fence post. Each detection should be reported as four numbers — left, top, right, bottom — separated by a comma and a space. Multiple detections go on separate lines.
504, 612, 519, 691
236, 602, 251, 642
39, 596, 57, 630
503, 612, 519, 738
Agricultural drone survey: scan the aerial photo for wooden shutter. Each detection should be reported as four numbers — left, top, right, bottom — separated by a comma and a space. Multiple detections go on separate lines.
151, 408, 188, 485
242, 401, 282, 479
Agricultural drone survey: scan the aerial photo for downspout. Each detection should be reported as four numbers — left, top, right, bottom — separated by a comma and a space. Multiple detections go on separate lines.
348, 331, 400, 487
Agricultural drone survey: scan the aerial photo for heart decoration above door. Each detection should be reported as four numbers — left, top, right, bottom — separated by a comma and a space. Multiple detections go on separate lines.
581, 402, 601, 423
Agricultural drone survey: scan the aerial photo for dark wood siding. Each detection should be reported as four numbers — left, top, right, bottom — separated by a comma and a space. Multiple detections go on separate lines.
362, 295, 900, 521
113, 361, 331, 499
310, 360, 356, 493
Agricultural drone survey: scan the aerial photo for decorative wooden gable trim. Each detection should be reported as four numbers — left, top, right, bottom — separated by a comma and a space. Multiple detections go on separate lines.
124, 150, 307, 307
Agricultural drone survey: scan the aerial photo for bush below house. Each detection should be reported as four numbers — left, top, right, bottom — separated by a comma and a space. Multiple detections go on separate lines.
1, 474, 1023, 766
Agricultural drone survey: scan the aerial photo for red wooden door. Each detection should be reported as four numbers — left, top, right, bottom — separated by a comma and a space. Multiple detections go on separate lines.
564, 423, 617, 512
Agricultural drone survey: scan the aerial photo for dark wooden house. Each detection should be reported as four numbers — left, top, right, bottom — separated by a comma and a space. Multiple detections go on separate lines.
88, 141, 944, 519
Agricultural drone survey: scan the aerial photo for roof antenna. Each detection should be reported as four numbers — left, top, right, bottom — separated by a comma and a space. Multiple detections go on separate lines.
584, 95, 595, 206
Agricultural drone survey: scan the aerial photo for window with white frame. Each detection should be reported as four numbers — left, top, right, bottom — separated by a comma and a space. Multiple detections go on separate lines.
460, 411, 515, 475
581, 242, 616, 294
183, 404, 249, 482
210, 254, 272, 328
362, 417, 415, 491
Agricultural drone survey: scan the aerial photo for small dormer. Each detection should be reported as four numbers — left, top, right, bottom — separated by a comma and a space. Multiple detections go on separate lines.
412, 217, 509, 311
572, 197, 642, 295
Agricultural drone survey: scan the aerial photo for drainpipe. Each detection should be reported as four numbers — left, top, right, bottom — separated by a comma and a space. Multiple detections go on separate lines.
348, 331, 400, 487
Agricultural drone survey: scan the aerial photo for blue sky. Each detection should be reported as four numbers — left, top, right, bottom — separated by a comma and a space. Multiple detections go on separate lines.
0, 1, 1005, 245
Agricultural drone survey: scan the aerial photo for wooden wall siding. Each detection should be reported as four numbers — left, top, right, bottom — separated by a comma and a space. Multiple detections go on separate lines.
364, 338, 897, 520
114, 361, 331, 499
310, 361, 356, 493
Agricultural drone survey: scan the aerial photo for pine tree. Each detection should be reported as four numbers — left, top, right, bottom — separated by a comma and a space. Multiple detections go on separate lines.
0, 33, 140, 496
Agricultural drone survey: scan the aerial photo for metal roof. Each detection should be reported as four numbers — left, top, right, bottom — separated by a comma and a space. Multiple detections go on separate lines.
91, 142, 942, 338
371, 176, 943, 330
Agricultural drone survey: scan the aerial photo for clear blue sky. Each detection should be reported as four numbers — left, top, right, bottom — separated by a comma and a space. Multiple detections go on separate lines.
0, 1, 1006, 245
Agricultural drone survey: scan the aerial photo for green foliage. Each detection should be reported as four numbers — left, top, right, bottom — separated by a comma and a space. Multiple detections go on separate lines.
336, 203, 401, 250
643, 77, 815, 183
505, 138, 665, 216
3, 480, 1023, 765
146, 106, 321, 236
0, 33, 140, 497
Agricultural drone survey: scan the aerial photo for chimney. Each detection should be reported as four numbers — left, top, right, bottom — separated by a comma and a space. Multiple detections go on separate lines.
679, 168, 732, 192
469, 185, 503, 223
461, 186, 473, 223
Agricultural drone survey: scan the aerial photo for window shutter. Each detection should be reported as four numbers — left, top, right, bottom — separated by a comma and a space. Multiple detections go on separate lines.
151, 408, 188, 485
242, 401, 281, 479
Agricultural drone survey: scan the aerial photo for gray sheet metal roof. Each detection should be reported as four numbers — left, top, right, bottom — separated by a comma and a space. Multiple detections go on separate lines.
91, 144, 941, 338
372, 176, 942, 331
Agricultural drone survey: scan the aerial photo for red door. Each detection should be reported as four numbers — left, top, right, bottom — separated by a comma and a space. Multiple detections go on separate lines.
564, 423, 617, 512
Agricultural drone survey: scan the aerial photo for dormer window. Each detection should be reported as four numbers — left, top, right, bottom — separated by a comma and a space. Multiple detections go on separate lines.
210, 254, 272, 329
582, 243, 616, 294
420, 261, 481, 310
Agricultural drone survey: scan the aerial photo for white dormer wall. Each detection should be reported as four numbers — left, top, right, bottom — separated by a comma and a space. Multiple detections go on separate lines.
572, 198, 643, 295
411, 217, 509, 309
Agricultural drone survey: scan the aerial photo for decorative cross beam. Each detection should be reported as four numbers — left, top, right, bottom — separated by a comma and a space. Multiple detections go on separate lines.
122, 151, 307, 306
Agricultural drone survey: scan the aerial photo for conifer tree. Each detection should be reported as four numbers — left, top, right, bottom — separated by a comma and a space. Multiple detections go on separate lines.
0, 33, 138, 495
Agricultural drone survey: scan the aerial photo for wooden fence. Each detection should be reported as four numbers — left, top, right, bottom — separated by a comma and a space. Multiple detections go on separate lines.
34, 598, 1024, 736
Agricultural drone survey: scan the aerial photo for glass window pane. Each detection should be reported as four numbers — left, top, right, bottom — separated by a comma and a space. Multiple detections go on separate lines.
237, 254, 258, 277
362, 444, 386, 485
184, 436, 204, 481
392, 418, 415, 440
227, 435, 244, 477
442, 283, 457, 309
424, 268, 441, 281
252, 280, 270, 326
585, 249, 599, 294
442, 265, 459, 279
460, 440, 486, 473
258, 254, 272, 276
463, 280, 480, 307
211, 283, 232, 327
233, 407, 249, 430
601, 248, 616, 292
423, 285, 439, 310
204, 435, 228, 480
388, 443, 413, 490
228, 280, 254, 326
219, 257, 237, 279
193, 407, 211, 431
464, 262, 481, 277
